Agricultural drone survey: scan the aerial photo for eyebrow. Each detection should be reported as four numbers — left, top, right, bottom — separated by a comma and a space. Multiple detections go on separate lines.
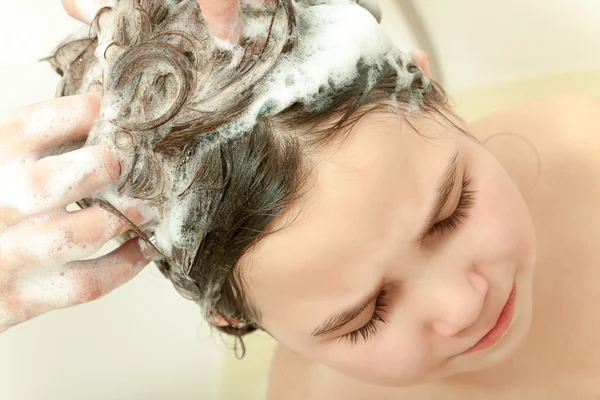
309, 151, 461, 339
310, 285, 382, 338
417, 150, 460, 240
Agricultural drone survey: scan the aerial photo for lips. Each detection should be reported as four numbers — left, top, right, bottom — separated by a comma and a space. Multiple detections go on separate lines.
462, 282, 517, 354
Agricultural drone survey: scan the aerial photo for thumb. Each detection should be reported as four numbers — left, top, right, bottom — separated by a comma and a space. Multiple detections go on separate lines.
356, 0, 382, 23
61, 0, 113, 24
197, 0, 243, 44
409, 49, 432, 78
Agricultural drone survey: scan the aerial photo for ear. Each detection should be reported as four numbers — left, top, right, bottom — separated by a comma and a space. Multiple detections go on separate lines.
409, 49, 432, 79
211, 312, 240, 327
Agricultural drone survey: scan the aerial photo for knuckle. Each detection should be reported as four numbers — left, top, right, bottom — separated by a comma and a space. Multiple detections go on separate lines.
28, 163, 51, 193
2, 247, 40, 271
99, 208, 131, 238
62, 146, 120, 195
0, 117, 27, 163
79, 93, 102, 115
0, 204, 22, 226
77, 279, 104, 303
0, 240, 8, 273
0, 294, 25, 330
0, 117, 24, 145
98, 146, 122, 184
68, 208, 110, 245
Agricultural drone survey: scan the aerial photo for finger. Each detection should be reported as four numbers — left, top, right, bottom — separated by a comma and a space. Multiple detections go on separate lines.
13, 237, 149, 320
64, 237, 149, 305
197, 0, 243, 44
409, 49, 432, 78
0, 145, 121, 226
0, 206, 146, 272
356, 0, 382, 23
0, 94, 101, 164
65, 0, 243, 43
61, 0, 113, 24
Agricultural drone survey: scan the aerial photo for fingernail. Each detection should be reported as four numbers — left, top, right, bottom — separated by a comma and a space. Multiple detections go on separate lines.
138, 232, 159, 262
409, 49, 422, 62
212, 17, 242, 46
203, 4, 243, 45
227, 17, 243, 44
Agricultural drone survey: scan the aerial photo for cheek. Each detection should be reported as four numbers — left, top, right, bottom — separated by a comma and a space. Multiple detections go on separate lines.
470, 159, 535, 265
321, 324, 433, 386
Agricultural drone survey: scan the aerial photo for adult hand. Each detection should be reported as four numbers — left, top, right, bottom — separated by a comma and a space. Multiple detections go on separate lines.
192, 0, 382, 42
61, 0, 381, 44
61, 0, 248, 43
0, 94, 150, 333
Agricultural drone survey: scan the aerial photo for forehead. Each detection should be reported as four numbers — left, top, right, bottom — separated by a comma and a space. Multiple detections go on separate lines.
240, 113, 457, 334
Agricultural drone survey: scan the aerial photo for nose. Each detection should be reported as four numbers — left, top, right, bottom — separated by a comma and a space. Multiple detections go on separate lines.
430, 271, 488, 337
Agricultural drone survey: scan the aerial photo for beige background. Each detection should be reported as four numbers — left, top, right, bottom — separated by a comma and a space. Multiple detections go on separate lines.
0, 1, 598, 399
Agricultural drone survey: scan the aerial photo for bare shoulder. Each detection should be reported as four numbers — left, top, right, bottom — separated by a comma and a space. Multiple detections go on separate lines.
471, 94, 600, 381
470, 93, 600, 150
265, 95, 600, 400
470, 94, 600, 199
266, 345, 426, 400
266, 344, 312, 400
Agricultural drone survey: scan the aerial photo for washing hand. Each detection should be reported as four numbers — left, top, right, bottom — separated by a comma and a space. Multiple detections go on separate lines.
61, 0, 381, 44
0, 94, 151, 333
193, 0, 382, 42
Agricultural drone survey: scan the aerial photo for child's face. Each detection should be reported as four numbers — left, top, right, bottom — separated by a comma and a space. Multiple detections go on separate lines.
240, 110, 536, 386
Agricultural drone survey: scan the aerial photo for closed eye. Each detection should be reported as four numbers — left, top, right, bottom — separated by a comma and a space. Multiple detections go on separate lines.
428, 176, 475, 236
338, 289, 388, 346
337, 178, 476, 347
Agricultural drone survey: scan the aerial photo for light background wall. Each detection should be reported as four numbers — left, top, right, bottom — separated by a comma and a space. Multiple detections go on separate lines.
0, 1, 598, 399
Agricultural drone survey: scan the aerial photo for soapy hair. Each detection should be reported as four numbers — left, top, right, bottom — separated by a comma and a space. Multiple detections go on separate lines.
46, 0, 462, 358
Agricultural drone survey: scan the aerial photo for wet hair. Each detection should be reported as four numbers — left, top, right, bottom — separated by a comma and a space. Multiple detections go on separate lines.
45, 0, 460, 357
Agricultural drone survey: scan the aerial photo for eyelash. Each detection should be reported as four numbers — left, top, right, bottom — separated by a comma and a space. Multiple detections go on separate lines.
339, 177, 477, 346
339, 289, 388, 346
428, 176, 476, 236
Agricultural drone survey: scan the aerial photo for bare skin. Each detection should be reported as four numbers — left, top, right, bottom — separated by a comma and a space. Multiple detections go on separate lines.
0, 0, 261, 334
61, 0, 255, 43
58, 0, 600, 396
0, 93, 151, 332
41, 0, 384, 335
61, 0, 378, 44
267, 94, 600, 399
